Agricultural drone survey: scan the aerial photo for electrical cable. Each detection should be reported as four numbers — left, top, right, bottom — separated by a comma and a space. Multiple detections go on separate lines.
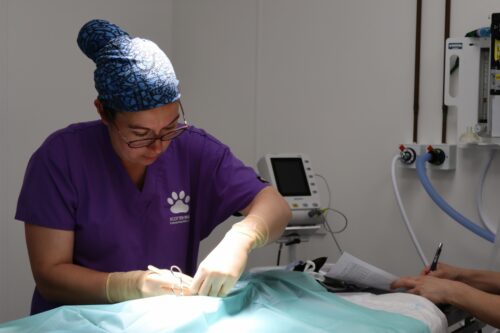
277, 242, 283, 266
315, 173, 348, 229
315, 173, 346, 254
323, 216, 343, 254
322, 208, 348, 234
391, 155, 429, 266
275, 236, 301, 266
416, 153, 495, 243
315, 173, 332, 218
475, 150, 497, 234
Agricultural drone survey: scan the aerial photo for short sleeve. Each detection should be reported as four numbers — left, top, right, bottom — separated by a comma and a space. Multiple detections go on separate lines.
202, 143, 268, 225
15, 139, 78, 230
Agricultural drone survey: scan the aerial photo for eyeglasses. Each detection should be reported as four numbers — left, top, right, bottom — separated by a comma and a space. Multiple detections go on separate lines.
112, 102, 189, 148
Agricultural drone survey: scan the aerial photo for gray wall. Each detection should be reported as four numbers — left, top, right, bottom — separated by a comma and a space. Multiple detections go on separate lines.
0, 0, 175, 321
1, 0, 500, 326
179, 0, 500, 278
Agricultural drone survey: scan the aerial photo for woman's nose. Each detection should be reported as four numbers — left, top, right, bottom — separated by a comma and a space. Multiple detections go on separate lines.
148, 138, 164, 153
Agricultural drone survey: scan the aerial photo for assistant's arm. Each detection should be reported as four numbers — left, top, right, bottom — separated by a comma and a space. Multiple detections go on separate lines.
421, 262, 500, 294
392, 275, 500, 328
448, 281, 500, 329
451, 266, 500, 294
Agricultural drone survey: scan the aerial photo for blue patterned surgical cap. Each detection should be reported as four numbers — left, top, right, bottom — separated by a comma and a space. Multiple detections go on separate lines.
77, 19, 180, 112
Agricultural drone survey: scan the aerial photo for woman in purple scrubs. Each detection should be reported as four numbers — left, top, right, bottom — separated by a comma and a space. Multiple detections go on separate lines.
15, 19, 291, 315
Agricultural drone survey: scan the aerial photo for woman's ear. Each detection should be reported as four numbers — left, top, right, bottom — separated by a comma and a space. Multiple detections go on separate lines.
94, 99, 109, 125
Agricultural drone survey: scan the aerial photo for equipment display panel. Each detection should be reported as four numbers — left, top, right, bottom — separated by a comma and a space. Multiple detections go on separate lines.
271, 157, 311, 197
257, 153, 322, 226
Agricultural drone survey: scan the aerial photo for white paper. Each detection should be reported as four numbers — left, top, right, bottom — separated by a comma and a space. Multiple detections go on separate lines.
325, 252, 399, 291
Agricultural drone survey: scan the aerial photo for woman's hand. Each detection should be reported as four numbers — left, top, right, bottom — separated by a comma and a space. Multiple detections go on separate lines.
420, 262, 462, 280
190, 229, 253, 297
106, 267, 194, 303
391, 275, 459, 304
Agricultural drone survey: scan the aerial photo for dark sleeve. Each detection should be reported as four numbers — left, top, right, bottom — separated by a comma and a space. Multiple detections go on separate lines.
200, 141, 267, 236
15, 139, 78, 230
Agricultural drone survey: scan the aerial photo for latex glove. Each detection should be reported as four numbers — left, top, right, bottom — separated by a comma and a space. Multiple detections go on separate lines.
106, 266, 193, 303
191, 215, 268, 297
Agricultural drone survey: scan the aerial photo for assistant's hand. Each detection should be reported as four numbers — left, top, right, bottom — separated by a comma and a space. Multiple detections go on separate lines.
391, 275, 460, 304
191, 215, 268, 297
106, 267, 193, 303
420, 262, 462, 280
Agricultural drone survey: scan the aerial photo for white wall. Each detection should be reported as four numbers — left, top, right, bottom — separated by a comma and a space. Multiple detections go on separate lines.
0, 0, 175, 322
2, 0, 500, 326
0, 0, 8, 324
179, 0, 500, 275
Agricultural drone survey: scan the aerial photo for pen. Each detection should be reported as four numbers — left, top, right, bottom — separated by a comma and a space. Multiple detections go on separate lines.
428, 242, 443, 272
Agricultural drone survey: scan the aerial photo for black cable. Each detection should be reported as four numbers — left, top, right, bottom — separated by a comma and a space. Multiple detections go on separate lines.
276, 235, 301, 265
285, 238, 301, 246
277, 242, 283, 266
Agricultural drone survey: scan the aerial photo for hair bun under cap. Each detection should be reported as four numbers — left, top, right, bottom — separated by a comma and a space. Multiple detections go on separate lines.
77, 19, 180, 112
77, 19, 129, 62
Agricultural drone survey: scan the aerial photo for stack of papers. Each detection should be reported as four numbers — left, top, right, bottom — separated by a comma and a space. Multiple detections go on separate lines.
325, 252, 399, 291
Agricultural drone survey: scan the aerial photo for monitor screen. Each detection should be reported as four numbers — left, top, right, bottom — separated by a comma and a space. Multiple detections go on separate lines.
270, 157, 311, 197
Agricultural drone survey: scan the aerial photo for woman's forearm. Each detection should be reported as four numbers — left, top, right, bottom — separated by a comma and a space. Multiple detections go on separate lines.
242, 186, 291, 242
35, 263, 109, 305
458, 268, 500, 294
448, 282, 500, 328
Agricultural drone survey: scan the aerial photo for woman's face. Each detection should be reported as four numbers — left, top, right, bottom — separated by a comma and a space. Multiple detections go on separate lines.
99, 101, 182, 168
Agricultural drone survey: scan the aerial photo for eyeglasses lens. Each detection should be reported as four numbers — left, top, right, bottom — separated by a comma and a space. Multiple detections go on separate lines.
128, 127, 187, 148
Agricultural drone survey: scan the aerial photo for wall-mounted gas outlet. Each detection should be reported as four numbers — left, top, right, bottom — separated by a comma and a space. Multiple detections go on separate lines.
397, 144, 456, 170
398, 144, 425, 169
425, 144, 456, 171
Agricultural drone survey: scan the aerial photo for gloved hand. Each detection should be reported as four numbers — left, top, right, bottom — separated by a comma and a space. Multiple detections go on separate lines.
106, 266, 193, 303
190, 215, 268, 297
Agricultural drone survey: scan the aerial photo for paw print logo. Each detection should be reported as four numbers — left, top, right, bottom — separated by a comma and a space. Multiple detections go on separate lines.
167, 191, 190, 214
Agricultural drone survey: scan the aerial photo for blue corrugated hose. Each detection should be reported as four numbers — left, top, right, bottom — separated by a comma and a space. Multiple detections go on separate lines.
416, 153, 495, 243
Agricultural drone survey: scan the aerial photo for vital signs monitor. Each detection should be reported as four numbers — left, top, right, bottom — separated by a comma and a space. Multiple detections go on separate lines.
257, 154, 323, 226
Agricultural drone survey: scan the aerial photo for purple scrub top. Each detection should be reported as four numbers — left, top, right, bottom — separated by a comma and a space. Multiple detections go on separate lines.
15, 120, 267, 314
